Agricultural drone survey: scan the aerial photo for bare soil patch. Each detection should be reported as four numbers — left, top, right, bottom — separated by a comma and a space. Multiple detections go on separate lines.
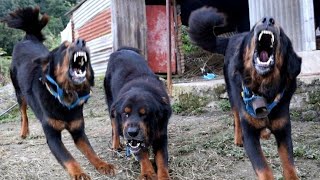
0, 79, 319, 180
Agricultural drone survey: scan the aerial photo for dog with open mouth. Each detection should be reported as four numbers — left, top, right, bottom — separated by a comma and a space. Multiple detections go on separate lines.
3, 7, 115, 179
188, 7, 301, 180
104, 47, 172, 180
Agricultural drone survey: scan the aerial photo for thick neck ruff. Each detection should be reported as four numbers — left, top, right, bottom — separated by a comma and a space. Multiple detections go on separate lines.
241, 84, 284, 119
40, 74, 91, 109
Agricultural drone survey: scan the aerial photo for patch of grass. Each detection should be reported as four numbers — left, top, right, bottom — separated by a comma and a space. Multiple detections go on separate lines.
218, 99, 231, 112
0, 106, 35, 124
293, 144, 320, 160
0, 105, 19, 123
308, 91, 320, 107
172, 93, 209, 115
202, 132, 245, 160
0, 49, 12, 87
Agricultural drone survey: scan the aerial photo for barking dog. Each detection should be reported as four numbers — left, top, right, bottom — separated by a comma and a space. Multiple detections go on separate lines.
189, 7, 301, 180
3, 7, 115, 179
104, 47, 172, 180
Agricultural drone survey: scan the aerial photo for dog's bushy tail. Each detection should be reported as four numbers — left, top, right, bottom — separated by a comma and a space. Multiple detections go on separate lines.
2, 6, 49, 41
188, 7, 229, 54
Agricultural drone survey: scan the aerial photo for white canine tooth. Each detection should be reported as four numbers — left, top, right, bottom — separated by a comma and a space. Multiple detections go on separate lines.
84, 55, 87, 62
74, 55, 76, 62
258, 33, 263, 41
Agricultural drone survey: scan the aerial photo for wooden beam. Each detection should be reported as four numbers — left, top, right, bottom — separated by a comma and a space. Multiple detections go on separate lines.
111, 0, 147, 56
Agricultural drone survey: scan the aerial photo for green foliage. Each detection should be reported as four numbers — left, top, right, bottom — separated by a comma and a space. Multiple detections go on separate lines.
0, 0, 76, 55
218, 99, 231, 112
180, 25, 200, 55
0, 49, 12, 86
172, 93, 209, 115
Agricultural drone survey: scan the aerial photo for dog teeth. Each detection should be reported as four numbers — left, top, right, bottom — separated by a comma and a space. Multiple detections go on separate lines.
74, 69, 86, 77
73, 51, 87, 63
129, 142, 140, 148
256, 55, 274, 66
258, 30, 274, 44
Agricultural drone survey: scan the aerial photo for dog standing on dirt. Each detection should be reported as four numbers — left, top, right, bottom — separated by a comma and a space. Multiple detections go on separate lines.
2, 7, 115, 179
104, 47, 172, 179
188, 7, 301, 179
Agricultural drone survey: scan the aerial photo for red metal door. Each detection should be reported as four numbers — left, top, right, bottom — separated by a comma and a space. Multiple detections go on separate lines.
146, 5, 176, 74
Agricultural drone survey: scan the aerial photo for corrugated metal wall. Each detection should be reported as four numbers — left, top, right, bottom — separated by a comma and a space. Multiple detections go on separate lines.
72, 0, 112, 76
60, 20, 72, 42
248, 0, 316, 52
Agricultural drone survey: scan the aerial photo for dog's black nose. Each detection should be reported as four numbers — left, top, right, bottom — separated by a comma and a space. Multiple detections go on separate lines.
262, 17, 275, 27
127, 126, 139, 137
75, 39, 86, 47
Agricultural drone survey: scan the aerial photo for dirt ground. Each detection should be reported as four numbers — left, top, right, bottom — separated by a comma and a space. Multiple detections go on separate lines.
0, 80, 319, 180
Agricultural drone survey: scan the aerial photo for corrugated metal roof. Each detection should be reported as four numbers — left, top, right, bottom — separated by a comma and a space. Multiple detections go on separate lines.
73, 0, 111, 29
248, 0, 316, 51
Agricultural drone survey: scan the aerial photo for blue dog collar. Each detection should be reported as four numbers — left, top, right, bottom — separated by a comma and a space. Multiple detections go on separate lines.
241, 85, 284, 118
40, 74, 91, 109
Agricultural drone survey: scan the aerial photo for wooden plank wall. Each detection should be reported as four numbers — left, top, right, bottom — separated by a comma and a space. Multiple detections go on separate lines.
111, 0, 147, 57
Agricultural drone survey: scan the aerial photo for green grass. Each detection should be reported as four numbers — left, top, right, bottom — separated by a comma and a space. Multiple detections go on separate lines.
172, 93, 209, 115
0, 105, 19, 123
0, 50, 12, 87
0, 106, 35, 124
218, 99, 231, 112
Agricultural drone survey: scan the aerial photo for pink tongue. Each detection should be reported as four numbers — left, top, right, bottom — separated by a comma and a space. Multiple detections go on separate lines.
259, 51, 269, 62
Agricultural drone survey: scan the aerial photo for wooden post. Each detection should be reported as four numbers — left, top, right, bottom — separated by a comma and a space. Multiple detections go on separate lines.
166, 0, 173, 96
111, 0, 147, 56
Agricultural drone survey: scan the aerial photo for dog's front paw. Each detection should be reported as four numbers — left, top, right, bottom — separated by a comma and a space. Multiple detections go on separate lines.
139, 172, 157, 180
96, 162, 116, 176
71, 173, 91, 180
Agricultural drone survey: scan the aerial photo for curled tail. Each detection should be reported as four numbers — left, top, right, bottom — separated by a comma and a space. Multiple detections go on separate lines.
188, 7, 229, 54
2, 6, 49, 41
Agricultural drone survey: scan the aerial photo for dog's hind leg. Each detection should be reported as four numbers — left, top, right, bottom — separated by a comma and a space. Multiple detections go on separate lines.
10, 69, 29, 138
111, 116, 121, 151
232, 108, 243, 146
19, 97, 29, 138
68, 119, 115, 176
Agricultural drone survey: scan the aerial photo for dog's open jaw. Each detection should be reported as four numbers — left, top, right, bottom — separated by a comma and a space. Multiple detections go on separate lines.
69, 51, 87, 84
254, 30, 275, 75
126, 139, 146, 155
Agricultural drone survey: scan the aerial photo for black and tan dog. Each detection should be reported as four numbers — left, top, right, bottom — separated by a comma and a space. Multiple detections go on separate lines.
2, 7, 115, 179
104, 47, 172, 179
189, 7, 301, 179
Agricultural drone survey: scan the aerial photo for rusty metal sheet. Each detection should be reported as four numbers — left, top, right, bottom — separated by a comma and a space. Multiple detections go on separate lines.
146, 5, 176, 74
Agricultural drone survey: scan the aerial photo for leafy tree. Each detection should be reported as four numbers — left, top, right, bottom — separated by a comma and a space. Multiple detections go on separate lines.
0, 0, 77, 54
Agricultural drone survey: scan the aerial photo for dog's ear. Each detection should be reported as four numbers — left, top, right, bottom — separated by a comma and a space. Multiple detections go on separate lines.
280, 28, 302, 79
